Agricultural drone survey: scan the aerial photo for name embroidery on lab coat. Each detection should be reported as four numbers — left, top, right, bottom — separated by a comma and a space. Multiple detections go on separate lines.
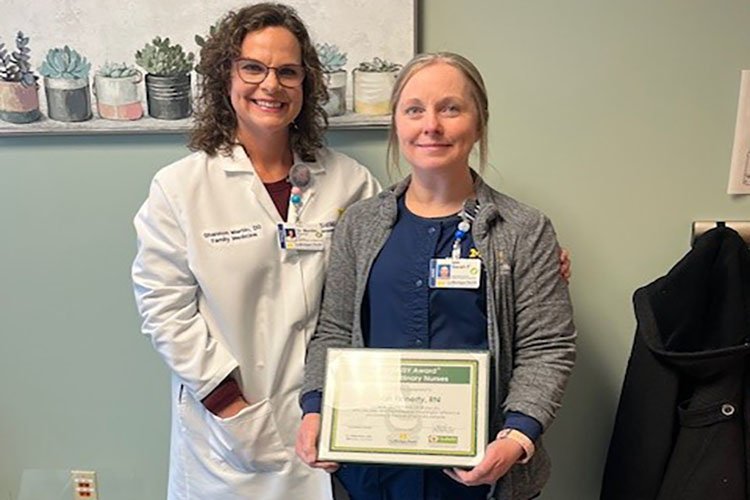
202, 224, 262, 245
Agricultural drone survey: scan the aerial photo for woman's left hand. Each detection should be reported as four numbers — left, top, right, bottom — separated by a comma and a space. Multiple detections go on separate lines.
295, 413, 340, 473
443, 437, 525, 486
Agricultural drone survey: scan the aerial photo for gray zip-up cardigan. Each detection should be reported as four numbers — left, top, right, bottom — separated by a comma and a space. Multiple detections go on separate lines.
302, 174, 576, 500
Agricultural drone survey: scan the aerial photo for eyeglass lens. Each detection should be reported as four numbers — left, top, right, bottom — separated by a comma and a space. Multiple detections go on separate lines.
236, 59, 305, 87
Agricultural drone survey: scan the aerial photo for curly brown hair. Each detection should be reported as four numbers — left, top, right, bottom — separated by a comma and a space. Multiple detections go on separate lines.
188, 2, 328, 161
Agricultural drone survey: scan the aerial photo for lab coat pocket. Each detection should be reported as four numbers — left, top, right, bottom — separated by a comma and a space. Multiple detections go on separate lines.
204, 398, 291, 473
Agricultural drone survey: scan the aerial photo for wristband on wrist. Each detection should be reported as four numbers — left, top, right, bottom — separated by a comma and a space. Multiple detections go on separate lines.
496, 428, 535, 464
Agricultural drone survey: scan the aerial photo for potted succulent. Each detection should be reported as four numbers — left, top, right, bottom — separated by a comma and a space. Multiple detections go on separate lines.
193, 23, 218, 50
135, 36, 194, 120
316, 42, 347, 117
0, 31, 40, 124
39, 45, 92, 122
93, 62, 143, 120
353, 57, 401, 115
193, 22, 218, 95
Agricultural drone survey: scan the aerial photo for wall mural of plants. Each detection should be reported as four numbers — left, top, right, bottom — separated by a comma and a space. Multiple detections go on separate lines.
0, 31, 41, 124
39, 45, 93, 122
315, 45, 405, 118
0, 31, 198, 126
135, 37, 194, 120
94, 63, 143, 121
0, 0, 414, 133
353, 57, 402, 116
316, 42, 348, 117
0, 30, 405, 128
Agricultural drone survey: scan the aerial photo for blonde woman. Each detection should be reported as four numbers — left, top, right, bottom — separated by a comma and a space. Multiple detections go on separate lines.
297, 52, 576, 500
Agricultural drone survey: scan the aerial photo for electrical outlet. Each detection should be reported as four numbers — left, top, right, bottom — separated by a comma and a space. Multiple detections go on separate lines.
71, 470, 98, 500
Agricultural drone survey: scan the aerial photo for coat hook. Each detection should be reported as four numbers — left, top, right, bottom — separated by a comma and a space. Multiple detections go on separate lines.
691, 220, 750, 246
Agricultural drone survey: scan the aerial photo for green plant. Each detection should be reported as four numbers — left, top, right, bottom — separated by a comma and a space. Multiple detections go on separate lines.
194, 23, 219, 48
194, 23, 219, 76
39, 45, 91, 79
97, 61, 139, 78
316, 43, 347, 73
135, 37, 194, 76
356, 57, 401, 73
0, 31, 37, 86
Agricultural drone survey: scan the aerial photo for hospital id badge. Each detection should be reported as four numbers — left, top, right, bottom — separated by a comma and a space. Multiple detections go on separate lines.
429, 258, 482, 289
277, 223, 325, 251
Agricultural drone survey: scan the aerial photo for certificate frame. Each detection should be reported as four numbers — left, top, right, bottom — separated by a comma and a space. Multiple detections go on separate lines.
318, 348, 489, 467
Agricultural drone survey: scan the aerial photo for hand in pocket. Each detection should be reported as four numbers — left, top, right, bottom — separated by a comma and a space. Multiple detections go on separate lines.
205, 398, 291, 473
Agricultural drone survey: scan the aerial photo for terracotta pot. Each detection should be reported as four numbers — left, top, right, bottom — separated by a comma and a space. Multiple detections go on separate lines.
0, 80, 41, 124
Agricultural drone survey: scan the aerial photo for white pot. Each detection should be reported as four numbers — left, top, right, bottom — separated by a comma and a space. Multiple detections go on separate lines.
93, 72, 143, 120
323, 70, 347, 117
353, 69, 398, 115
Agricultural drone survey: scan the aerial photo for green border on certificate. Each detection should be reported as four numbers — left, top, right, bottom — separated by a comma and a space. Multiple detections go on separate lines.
318, 348, 489, 468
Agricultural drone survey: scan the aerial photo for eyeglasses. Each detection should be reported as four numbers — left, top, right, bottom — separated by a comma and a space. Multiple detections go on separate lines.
234, 58, 305, 88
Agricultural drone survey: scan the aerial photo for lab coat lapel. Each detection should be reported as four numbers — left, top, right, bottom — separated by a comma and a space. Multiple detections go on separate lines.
292, 154, 325, 222
219, 144, 285, 223
216, 146, 327, 223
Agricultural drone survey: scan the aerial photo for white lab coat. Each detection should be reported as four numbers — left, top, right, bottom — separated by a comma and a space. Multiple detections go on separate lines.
132, 145, 380, 500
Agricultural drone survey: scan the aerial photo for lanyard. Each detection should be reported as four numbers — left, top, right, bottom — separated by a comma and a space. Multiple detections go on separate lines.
451, 199, 479, 259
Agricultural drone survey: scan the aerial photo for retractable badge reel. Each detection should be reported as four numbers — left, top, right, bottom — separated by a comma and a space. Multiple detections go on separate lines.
278, 164, 325, 250
288, 163, 312, 221
429, 200, 482, 289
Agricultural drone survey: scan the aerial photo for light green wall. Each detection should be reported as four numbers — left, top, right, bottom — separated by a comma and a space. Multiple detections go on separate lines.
2, 1, 750, 499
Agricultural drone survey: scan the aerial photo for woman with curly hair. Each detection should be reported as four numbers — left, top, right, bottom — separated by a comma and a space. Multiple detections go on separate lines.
131, 3, 380, 499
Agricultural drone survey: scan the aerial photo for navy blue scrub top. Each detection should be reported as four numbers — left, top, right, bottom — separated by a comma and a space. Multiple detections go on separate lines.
363, 195, 487, 350
337, 195, 490, 500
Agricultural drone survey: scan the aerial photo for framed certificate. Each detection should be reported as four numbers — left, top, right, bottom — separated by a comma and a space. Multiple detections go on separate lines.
318, 348, 489, 467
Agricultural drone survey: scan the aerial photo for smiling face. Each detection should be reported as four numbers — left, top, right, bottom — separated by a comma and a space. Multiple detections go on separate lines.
394, 62, 480, 174
229, 26, 304, 142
